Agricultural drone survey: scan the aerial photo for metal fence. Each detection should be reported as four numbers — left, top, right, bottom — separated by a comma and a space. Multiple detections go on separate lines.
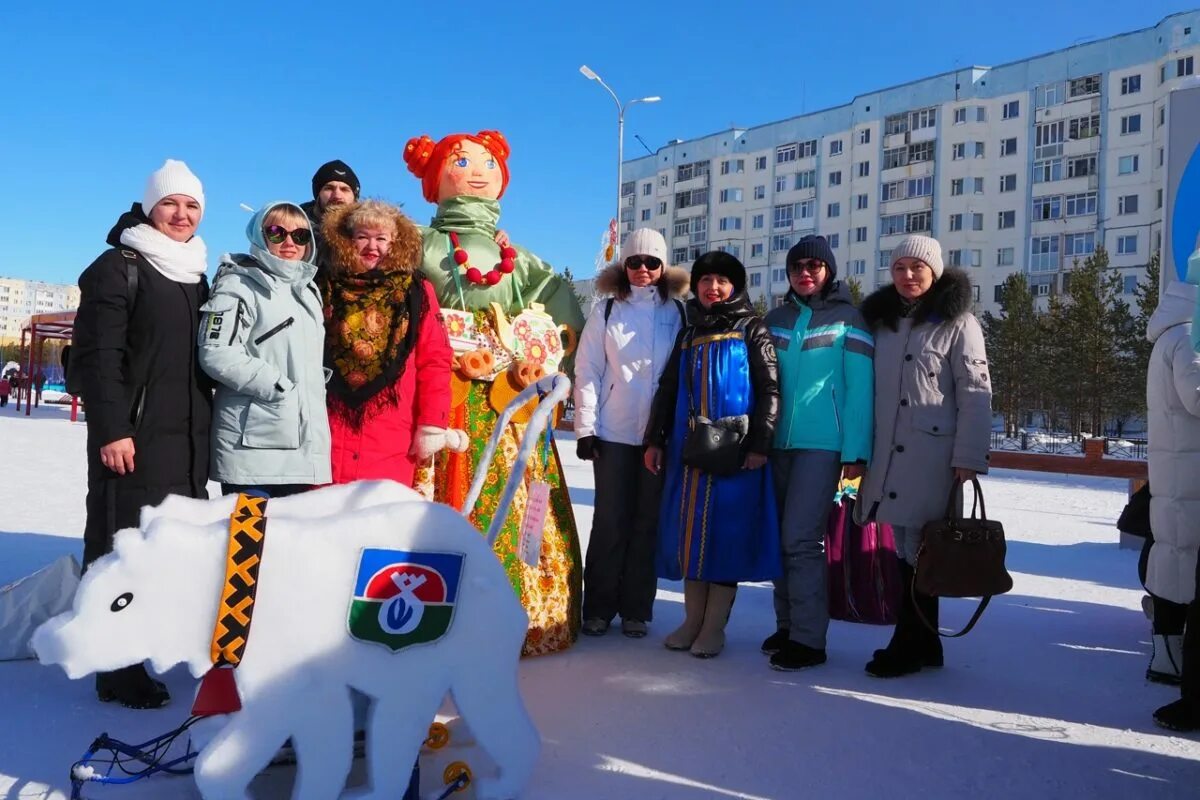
989, 431, 1146, 460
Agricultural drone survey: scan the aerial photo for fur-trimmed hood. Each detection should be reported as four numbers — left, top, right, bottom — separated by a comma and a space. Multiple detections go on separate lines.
861, 268, 974, 331
594, 262, 691, 300
321, 201, 423, 276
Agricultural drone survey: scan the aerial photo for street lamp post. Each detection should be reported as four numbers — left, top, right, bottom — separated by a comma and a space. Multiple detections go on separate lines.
579, 65, 660, 240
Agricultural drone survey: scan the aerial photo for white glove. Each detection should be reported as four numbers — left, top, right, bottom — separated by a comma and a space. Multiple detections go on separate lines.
410, 426, 470, 460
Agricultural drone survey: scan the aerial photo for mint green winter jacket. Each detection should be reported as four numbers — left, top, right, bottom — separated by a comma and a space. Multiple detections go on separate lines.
765, 282, 874, 461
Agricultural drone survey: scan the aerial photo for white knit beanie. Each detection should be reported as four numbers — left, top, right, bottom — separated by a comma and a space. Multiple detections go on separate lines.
619, 228, 668, 264
141, 159, 205, 218
890, 234, 944, 279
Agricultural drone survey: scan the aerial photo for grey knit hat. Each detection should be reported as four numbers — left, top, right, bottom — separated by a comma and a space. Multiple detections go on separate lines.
890, 234, 944, 279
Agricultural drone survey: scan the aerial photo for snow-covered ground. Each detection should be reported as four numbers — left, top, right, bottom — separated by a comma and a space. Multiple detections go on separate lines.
1, 402, 1197, 799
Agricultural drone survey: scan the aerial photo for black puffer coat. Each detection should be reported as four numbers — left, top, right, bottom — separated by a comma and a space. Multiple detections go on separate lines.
644, 290, 780, 455
73, 204, 213, 565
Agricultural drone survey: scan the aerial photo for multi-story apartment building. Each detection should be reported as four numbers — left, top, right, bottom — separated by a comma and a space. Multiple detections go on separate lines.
619, 10, 1200, 314
0, 277, 81, 344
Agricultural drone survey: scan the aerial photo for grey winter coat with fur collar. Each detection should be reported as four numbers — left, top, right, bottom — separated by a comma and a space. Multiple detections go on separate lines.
573, 263, 691, 446
854, 269, 993, 528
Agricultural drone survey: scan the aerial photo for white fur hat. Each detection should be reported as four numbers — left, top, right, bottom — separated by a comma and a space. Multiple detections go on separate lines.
890, 234, 944, 279
142, 159, 205, 217
619, 228, 668, 264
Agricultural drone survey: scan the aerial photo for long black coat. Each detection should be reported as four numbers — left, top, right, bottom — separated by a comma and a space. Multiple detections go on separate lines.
73, 204, 213, 565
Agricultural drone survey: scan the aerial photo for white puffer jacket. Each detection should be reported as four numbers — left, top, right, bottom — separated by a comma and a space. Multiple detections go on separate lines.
573, 264, 690, 446
1146, 280, 1200, 604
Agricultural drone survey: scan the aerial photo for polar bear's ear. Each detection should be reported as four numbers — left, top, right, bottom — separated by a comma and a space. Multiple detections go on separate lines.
112, 528, 148, 561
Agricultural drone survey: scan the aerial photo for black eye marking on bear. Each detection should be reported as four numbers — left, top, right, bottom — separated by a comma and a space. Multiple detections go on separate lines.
111, 592, 134, 612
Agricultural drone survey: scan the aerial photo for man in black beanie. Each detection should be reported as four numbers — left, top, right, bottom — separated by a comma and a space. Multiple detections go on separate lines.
301, 159, 361, 275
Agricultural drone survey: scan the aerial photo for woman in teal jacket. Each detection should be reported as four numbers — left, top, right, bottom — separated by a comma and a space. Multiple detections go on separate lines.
761, 235, 874, 671
198, 202, 331, 496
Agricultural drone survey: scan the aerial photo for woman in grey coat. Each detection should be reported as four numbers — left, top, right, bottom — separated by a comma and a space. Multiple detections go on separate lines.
198, 201, 331, 496
856, 234, 992, 678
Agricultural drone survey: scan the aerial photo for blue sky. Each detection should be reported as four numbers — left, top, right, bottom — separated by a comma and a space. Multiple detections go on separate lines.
0, 1, 1192, 285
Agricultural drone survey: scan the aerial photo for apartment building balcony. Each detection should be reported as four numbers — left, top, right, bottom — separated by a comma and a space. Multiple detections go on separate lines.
674, 173, 710, 192
880, 159, 935, 183
1063, 135, 1102, 156
880, 195, 934, 215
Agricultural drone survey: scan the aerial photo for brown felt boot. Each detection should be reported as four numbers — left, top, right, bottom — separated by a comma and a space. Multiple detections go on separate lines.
665, 580, 709, 650
690, 584, 737, 658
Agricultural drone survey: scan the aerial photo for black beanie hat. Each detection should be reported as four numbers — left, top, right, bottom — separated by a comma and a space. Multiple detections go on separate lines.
691, 250, 746, 296
311, 160, 361, 200
786, 235, 837, 281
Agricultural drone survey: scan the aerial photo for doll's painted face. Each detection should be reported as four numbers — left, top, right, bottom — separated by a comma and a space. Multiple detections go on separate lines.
437, 140, 504, 201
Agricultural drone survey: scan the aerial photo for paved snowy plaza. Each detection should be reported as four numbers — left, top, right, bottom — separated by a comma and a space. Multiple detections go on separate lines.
0, 403, 1197, 799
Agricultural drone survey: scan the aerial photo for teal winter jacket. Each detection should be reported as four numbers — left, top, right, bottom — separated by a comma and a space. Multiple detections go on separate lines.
765, 282, 874, 462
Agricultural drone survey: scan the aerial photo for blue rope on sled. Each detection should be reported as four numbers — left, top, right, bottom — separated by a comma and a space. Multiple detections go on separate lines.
68, 716, 466, 799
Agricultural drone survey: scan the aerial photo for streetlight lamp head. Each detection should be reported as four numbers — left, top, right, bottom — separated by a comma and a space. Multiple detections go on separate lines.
641, 96, 662, 103
579, 65, 599, 80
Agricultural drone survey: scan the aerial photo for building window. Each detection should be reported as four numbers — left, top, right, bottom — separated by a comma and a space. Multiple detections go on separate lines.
755, 156, 767, 171
859, 128, 871, 145
1064, 232, 1096, 257
856, 193, 869, 210
751, 243, 764, 258
850, 259, 866, 275
1000, 137, 1017, 157
948, 249, 963, 267
949, 213, 963, 232
973, 142, 985, 158
776, 143, 799, 163
829, 171, 842, 186
1000, 174, 1017, 193
657, 201, 667, 215
952, 143, 965, 160
797, 199, 815, 220
878, 250, 893, 268
1121, 74, 1141, 95
1160, 106, 1167, 127
1118, 155, 1140, 175
640, 209, 651, 221
771, 235, 793, 252
973, 177, 985, 195
857, 161, 870, 178
798, 140, 818, 159
829, 233, 840, 248
1117, 234, 1138, 255
718, 216, 742, 231
1118, 194, 1139, 215
954, 107, 966, 125
676, 161, 709, 182
1030, 235, 1060, 271
827, 202, 841, 218
775, 175, 787, 193
672, 247, 687, 263
971, 213, 984, 231
642, 182, 652, 196
795, 170, 817, 190
1033, 195, 1062, 221
1069, 114, 1100, 140
1002, 100, 1020, 119
659, 175, 669, 187
854, 226, 867, 243
754, 185, 766, 200
750, 272, 762, 288
1069, 74, 1101, 97
719, 188, 743, 203
621, 180, 636, 196
951, 178, 964, 196
1121, 114, 1142, 135
997, 247, 1015, 266
829, 139, 843, 156
1067, 155, 1097, 178
1179, 56, 1196, 78
1158, 188, 1164, 209
998, 210, 1015, 229
752, 213, 764, 229
1123, 275, 1139, 294
772, 268, 786, 283
1065, 192, 1097, 217
773, 204, 793, 229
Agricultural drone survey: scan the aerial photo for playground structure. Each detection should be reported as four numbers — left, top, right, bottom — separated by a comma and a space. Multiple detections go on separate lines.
15, 311, 79, 420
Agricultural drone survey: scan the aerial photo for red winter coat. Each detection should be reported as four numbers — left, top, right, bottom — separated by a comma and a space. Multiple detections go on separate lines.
328, 279, 452, 486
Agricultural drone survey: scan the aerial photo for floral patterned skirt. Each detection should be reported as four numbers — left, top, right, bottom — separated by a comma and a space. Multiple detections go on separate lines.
422, 379, 581, 656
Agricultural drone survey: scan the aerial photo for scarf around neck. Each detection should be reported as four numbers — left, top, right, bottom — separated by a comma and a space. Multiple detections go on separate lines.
429, 194, 501, 236
119, 224, 208, 284
323, 267, 426, 426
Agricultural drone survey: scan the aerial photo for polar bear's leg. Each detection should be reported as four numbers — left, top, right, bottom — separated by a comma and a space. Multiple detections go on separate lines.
288, 687, 355, 800
344, 683, 446, 800
194, 710, 288, 800
450, 662, 539, 800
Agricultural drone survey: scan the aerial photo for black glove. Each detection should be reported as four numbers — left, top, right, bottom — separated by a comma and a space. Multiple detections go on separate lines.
577, 435, 599, 461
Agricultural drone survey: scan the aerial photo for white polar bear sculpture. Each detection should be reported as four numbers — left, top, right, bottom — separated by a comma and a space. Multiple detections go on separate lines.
32, 480, 539, 800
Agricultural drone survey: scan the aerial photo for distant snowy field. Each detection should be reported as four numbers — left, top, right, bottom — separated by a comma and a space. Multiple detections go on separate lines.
1, 403, 1197, 799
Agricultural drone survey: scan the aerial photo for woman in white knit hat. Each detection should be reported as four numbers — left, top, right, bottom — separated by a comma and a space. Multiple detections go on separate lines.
855, 234, 993, 678
572, 228, 690, 637
70, 159, 214, 708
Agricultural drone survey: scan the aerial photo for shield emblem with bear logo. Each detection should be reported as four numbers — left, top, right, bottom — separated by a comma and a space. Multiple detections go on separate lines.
348, 549, 464, 652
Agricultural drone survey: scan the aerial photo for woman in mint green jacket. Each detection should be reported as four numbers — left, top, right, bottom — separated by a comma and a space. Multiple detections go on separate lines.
760, 235, 874, 671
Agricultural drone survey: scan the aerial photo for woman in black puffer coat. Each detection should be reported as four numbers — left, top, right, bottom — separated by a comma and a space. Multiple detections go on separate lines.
71, 160, 213, 709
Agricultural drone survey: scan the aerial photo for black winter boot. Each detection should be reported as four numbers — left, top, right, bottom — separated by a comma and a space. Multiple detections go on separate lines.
913, 589, 944, 668
1154, 698, 1200, 732
96, 664, 170, 710
866, 561, 924, 678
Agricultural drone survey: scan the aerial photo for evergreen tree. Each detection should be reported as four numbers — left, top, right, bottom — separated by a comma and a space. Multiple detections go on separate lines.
982, 273, 1039, 435
845, 277, 864, 305
752, 295, 770, 316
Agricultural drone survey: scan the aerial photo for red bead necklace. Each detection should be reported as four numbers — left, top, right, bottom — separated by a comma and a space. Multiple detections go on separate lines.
449, 231, 517, 286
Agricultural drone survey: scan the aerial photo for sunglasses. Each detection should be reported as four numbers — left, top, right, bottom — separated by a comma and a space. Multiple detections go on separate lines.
624, 256, 663, 271
264, 225, 313, 246
787, 260, 826, 274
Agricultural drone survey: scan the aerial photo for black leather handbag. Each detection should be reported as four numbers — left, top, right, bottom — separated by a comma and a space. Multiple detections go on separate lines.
679, 330, 747, 477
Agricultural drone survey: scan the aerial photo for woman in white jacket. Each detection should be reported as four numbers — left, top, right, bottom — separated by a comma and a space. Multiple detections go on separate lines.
573, 229, 689, 637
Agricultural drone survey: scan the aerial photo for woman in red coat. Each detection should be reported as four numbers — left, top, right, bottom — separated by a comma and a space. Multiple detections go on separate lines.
321, 200, 456, 486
